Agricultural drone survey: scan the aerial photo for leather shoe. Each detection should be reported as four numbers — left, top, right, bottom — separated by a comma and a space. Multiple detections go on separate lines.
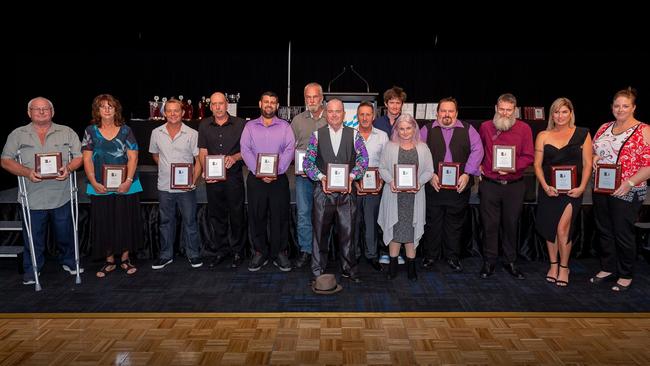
294, 251, 311, 269
341, 272, 362, 283
209, 255, 225, 268
367, 258, 383, 272
231, 254, 243, 268
421, 257, 435, 269
503, 262, 525, 280
479, 261, 495, 278
447, 258, 462, 272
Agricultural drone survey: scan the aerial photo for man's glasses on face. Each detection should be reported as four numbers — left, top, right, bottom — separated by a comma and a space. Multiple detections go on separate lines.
30, 107, 51, 113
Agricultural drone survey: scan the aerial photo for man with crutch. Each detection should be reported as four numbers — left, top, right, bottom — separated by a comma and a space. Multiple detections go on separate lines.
1, 97, 83, 288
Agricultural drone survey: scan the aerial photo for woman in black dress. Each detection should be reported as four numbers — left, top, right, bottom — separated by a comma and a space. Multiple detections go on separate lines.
533, 98, 592, 286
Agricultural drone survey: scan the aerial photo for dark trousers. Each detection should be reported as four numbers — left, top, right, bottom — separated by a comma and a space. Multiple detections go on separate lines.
354, 193, 382, 260
21, 202, 75, 273
593, 193, 642, 279
205, 175, 246, 257
422, 185, 469, 260
311, 183, 358, 277
246, 174, 290, 259
479, 179, 525, 264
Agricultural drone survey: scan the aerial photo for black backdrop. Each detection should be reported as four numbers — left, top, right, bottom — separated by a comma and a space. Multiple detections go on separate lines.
6, 34, 649, 189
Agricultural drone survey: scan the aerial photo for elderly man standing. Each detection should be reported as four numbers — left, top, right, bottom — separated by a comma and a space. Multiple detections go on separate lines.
303, 98, 369, 283
2, 97, 83, 285
290, 82, 327, 268
478, 93, 534, 279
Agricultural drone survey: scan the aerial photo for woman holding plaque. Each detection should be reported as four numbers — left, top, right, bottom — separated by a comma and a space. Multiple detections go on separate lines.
81, 94, 143, 278
377, 114, 434, 281
591, 87, 650, 291
533, 97, 591, 287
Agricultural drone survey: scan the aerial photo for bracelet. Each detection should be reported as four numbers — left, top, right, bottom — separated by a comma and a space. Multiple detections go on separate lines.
627, 180, 635, 187
126, 177, 134, 182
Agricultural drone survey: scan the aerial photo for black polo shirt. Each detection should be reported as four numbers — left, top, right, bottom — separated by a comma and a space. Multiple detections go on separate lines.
198, 114, 246, 173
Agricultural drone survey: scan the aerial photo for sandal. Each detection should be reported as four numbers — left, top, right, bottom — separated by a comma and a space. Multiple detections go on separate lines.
589, 272, 615, 284
612, 280, 632, 292
556, 264, 570, 287
546, 261, 558, 283
96, 262, 116, 278
121, 259, 137, 275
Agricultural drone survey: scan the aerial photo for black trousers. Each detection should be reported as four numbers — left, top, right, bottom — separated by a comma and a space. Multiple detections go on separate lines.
246, 174, 290, 259
593, 193, 642, 279
311, 183, 358, 277
205, 174, 246, 257
422, 185, 470, 260
478, 179, 525, 264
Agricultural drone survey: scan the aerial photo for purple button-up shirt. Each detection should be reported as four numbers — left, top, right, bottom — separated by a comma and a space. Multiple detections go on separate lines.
420, 120, 484, 176
240, 116, 295, 175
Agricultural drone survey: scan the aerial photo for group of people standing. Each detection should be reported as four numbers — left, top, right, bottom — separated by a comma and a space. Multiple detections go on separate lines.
2, 86, 648, 294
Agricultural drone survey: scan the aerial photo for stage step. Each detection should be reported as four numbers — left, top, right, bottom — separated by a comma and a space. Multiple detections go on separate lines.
0, 221, 22, 231
0, 221, 24, 273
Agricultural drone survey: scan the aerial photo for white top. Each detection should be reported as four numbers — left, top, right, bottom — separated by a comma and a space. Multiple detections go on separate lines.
593, 123, 636, 164
360, 127, 388, 168
149, 123, 199, 192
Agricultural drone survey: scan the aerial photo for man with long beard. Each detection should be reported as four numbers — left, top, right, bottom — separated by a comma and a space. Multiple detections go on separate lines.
478, 93, 534, 279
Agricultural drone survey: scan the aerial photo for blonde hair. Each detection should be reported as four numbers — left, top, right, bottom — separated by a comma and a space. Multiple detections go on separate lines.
546, 97, 575, 130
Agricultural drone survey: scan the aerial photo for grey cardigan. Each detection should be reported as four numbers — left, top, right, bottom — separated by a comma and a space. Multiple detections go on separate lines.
377, 141, 434, 247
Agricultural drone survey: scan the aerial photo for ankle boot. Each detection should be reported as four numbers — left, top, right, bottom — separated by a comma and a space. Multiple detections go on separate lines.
387, 256, 398, 279
407, 258, 417, 281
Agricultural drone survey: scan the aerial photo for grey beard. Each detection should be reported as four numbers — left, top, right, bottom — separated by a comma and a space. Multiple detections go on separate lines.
493, 114, 516, 131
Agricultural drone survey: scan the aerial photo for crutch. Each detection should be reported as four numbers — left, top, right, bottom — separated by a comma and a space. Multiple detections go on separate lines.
68, 146, 81, 284
16, 150, 41, 291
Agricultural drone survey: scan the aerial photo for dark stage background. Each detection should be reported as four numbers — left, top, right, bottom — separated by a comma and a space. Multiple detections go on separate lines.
5, 34, 649, 189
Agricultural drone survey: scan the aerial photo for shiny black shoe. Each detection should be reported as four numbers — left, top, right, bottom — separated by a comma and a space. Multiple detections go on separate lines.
294, 251, 311, 269
421, 257, 435, 270
367, 258, 383, 272
479, 261, 495, 279
231, 254, 243, 268
503, 262, 525, 280
341, 272, 362, 283
447, 258, 463, 272
208, 255, 225, 268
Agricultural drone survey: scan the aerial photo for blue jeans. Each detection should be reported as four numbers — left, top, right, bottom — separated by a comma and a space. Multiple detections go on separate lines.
21, 202, 75, 274
158, 190, 201, 260
295, 175, 315, 254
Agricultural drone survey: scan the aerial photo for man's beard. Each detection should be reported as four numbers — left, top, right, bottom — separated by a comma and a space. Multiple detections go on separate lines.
262, 109, 276, 118
306, 103, 321, 114
493, 113, 516, 131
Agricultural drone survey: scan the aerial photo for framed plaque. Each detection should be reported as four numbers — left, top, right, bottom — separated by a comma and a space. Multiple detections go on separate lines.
551, 165, 577, 193
205, 155, 226, 181
359, 167, 382, 193
102, 164, 127, 192
394, 164, 417, 191
34, 152, 62, 179
326, 163, 349, 192
256, 153, 279, 178
438, 162, 461, 190
295, 149, 306, 175
171, 163, 193, 189
492, 145, 516, 172
594, 164, 621, 194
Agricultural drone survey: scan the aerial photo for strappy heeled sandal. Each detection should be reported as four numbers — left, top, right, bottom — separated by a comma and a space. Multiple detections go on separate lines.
546, 261, 558, 283
556, 264, 570, 287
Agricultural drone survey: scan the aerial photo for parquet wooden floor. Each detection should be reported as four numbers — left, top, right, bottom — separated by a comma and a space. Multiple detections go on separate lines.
0, 313, 649, 365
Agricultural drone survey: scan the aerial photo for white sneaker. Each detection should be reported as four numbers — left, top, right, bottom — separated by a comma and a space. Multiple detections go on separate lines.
379, 255, 390, 264
398, 256, 405, 265
62, 264, 85, 275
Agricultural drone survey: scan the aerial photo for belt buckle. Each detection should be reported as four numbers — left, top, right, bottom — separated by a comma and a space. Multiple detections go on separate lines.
498, 180, 508, 185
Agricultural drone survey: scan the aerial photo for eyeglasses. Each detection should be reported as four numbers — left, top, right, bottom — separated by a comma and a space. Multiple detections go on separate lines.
29, 107, 52, 113
99, 105, 115, 111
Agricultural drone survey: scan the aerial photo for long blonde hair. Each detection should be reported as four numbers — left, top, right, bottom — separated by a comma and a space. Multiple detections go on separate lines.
546, 97, 575, 130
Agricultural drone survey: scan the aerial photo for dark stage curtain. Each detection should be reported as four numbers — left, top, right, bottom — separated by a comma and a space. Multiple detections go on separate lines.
5, 201, 645, 264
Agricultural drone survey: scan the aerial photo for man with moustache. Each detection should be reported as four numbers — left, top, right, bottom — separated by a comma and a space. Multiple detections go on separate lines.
420, 97, 483, 272
290, 82, 327, 268
478, 93, 534, 279
198, 92, 247, 269
353, 101, 388, 271
241, 91, 295, 272
303, 98, 369, 283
